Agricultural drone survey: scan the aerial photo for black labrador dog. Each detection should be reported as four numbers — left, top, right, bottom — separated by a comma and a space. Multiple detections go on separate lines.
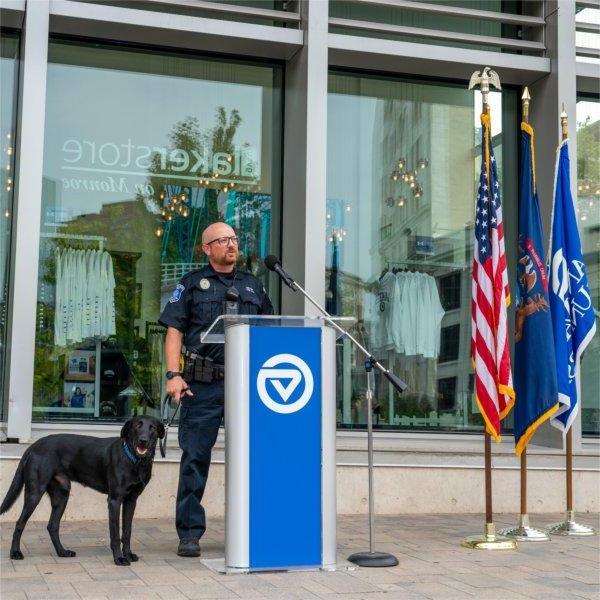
0, 416, 164, 566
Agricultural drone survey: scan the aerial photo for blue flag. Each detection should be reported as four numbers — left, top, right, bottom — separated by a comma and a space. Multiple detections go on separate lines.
514, 124, 558, 455
548, 140, 597, 433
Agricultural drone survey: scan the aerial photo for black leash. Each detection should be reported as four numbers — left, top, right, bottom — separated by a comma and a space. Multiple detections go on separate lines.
159, 393, 181, 458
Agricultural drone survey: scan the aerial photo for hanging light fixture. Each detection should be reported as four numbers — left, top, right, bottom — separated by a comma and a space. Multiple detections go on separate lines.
418, 158, 429, 169
397, 196, 406, 207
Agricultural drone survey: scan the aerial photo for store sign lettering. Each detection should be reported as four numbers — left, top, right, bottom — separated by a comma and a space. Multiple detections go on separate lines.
61, 138, 258, 179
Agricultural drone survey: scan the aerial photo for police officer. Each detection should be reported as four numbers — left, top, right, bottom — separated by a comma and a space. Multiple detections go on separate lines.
159, 222, 273, 557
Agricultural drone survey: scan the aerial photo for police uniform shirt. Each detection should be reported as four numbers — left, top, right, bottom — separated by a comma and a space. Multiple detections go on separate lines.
159, 263, 274, 364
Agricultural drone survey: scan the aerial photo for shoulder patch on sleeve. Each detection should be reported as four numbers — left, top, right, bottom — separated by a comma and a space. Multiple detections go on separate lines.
169, 283, 185, 303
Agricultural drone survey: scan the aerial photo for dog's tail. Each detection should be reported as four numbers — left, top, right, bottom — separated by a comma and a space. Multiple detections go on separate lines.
0, 452, 28, 514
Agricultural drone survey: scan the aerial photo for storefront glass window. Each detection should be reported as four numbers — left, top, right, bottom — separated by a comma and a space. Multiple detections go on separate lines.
34, 40, 282, 422
0, 32, 19, 421
577, 96, 600, 437
327, 72, 518, 432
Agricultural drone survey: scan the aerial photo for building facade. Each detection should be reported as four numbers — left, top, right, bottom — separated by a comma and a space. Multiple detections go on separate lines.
0, 0, 598, 452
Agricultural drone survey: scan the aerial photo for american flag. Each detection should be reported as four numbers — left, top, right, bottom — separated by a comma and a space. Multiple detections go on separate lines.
471, 112, 515, 441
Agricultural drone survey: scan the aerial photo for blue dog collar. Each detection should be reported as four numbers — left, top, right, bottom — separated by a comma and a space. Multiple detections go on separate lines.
122, 441, 138, 465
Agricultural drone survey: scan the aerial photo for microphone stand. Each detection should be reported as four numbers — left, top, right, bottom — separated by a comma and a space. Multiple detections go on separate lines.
286, 278, 407, 396
280, 274, 404, 567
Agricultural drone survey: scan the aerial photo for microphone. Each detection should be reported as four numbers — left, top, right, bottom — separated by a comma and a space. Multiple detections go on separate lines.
224, 286, 240, 315
264, 255, 297, 291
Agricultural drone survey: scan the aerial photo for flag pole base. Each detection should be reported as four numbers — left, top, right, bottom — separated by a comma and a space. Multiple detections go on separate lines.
499, 514, 550, 542
462, 523, 518, 550
347, 552, 399, 568
547, 511, 596, 537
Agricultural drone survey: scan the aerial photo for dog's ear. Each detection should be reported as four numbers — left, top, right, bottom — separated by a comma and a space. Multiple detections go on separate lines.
120, 419, 132, 440
156, 419, 165, 439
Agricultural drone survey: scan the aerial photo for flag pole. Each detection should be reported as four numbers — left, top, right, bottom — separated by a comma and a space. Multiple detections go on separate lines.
500, 87, 549, 542
463, 67, 516, 551
547, 106, 595, 537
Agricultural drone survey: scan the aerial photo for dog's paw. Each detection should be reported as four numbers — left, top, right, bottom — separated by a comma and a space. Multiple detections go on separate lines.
124, 552, 139, 562
114, 556, 131, 566
10, 550, 24, 560
57, 549, 76, 558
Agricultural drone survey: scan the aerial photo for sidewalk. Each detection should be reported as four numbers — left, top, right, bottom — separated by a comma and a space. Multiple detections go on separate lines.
1, 513, 599, 600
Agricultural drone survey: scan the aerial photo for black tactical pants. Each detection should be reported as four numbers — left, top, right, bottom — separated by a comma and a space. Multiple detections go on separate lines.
176, 380, 224, 541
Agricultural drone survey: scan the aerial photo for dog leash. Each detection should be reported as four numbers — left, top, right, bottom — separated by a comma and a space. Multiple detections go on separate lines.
159, 394, 181, 458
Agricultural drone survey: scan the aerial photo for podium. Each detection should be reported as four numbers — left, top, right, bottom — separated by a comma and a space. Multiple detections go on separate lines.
202, 315, 350, 572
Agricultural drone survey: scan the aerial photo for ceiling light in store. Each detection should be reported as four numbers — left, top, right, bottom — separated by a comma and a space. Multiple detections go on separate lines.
346, 204, 351, 212
418, 158, 429, 169
7, 147, 12, 155
397, 158, 406, 170
180, 193, 186, 201
4, 210, 9, 218
391, 170, 400, 181
413, 187, 423, 199
155, 227, 163, 237
397, 196, 406, 207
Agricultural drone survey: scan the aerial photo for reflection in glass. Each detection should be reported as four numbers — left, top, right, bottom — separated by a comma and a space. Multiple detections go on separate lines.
34, 40, 282, 421
327, 72, 517, 432
576, 97, 600, 437
0, 32, 19, 420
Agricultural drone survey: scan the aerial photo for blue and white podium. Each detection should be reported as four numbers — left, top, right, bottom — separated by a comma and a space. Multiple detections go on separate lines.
203, 315, 347, 572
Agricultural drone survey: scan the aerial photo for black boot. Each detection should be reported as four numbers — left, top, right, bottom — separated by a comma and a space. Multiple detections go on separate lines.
177, 538, 200, 557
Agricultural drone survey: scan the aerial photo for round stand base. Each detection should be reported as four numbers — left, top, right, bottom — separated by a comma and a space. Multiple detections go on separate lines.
462, 524, 517, 550
499, 515, 550, 542
547, 511, 596, 537
499, 525, 550, 542
347, 552, 399, 567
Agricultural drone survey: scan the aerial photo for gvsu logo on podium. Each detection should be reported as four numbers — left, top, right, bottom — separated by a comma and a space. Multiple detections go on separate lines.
256, 354, 314, 414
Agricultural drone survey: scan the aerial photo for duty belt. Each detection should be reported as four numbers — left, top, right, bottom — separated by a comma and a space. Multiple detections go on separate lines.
182, 349, 224, 383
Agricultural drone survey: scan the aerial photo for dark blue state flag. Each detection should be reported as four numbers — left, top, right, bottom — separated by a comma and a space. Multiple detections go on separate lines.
514, 123, 559, 455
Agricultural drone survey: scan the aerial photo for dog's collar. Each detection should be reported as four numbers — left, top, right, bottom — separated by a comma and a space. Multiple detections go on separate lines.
122, 441, 139, 465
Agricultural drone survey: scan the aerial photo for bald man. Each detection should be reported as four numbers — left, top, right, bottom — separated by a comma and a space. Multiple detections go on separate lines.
159, 222, 273, 557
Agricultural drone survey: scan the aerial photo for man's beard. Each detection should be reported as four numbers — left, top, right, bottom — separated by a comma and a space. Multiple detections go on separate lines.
214, 251, 238, 266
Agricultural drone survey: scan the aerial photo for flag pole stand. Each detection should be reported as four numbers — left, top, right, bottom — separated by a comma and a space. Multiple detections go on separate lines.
500, 449, 549, 541
462, 432, 517, 550
499, 87, 549, 543
463, 67, 516, 551
546, 429, 596, 536
545, 108, 595, 538
348, 360, 399, 567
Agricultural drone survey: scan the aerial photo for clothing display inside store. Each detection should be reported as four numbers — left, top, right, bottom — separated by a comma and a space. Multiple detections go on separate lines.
367, 267, 445, 359
54, 247, 116, 346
